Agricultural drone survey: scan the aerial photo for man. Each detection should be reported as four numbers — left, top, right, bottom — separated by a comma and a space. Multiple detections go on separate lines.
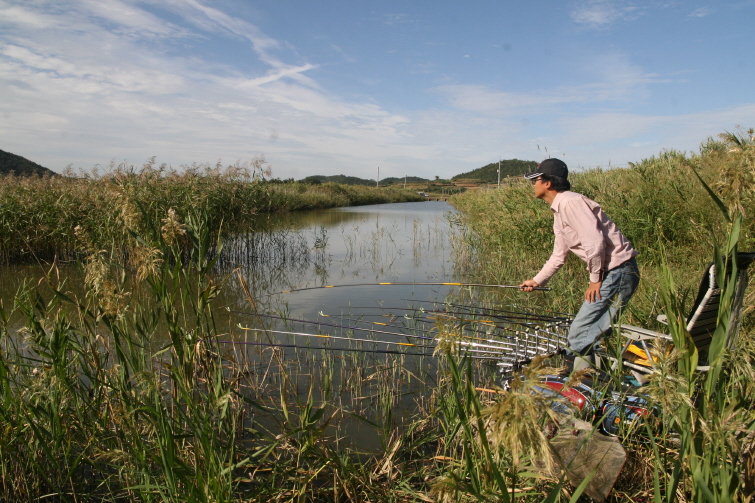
519, 158, 639, 364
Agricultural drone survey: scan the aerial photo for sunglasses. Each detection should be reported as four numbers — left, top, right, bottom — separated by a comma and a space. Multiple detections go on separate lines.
530, 177, 543, 184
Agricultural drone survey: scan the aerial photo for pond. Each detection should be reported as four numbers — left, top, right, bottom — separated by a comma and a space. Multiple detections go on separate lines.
215, 200, 467, 451
1, 200, 473, 452
1, 200, 567, 453
219, 200, 458, 315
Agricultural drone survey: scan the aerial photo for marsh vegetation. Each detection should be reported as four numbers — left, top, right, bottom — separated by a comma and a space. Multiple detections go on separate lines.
1, 128, 754, 502
0, 157, 423, 265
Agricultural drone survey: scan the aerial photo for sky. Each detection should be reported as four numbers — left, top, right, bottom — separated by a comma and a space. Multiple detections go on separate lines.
1, 0, 753, 180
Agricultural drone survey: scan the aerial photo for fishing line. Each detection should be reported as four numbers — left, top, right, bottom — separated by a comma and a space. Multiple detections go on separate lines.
209, 338, 509, 361
236, 328, 438, 350
398, 298, 573, 320
230, 309, 522, 348
333, 306, 569, 342
235, 324, 517, 356
272, 281, 551, 296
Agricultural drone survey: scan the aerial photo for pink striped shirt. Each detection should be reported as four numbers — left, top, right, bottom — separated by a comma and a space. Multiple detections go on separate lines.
533, 191, 637, 286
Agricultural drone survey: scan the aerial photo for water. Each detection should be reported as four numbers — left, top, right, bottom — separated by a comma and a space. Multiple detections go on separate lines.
0, 201, 458, 323
214, 201, 463, 450
0, 200, 468, 452
219, 200, 458, 318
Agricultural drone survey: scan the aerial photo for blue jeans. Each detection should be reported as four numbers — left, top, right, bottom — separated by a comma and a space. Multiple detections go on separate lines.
568, 257, 640, 354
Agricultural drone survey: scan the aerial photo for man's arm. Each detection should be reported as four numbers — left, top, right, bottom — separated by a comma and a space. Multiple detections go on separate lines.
522, 226, 567, 292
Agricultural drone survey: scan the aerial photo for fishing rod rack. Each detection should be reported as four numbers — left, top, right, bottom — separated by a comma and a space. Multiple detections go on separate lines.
227, 300, 572, 372
430, 302, 571, 371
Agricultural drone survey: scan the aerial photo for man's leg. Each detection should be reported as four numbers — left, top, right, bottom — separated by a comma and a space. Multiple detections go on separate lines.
567, 258, 640, 354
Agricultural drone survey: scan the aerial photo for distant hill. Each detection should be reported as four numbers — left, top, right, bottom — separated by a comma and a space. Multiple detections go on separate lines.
301, 174, 431, 186
0, 149, 57, 177
452, 159, 537, 183
379, 176, 430, 185
300, 174, 375, 186
299, 162, 537, 187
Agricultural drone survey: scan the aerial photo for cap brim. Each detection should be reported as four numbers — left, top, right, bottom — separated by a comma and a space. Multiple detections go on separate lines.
523, 172, 543, 179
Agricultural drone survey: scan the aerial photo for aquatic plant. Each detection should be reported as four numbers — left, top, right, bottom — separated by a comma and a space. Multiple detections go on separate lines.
0, 157, 423, 265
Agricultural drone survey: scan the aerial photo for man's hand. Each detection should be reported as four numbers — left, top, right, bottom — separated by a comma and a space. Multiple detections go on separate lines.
585, 281, 602, 303
520, 279, 539, 292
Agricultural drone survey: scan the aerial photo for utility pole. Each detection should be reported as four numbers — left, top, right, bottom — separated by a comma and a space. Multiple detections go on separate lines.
404, 175, 407, 189
497, 159, 501, 188
377, 166, 379, 188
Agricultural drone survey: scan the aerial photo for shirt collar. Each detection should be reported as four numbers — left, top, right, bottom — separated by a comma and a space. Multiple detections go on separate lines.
550, 191, 566, 212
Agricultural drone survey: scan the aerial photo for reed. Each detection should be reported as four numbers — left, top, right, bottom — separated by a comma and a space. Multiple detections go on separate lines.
446, 127, 755, 501
449, 127, 755, 328
0, 157, 423, 265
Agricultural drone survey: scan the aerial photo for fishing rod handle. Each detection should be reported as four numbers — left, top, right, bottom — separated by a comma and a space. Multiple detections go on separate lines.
513, 286, 551, 291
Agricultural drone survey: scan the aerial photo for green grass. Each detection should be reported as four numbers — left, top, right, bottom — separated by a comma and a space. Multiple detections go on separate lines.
449, 129, 755, 328
445, 127, 755, 501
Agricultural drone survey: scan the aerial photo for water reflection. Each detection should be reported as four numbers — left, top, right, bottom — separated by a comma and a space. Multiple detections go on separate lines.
216, 201, 458, 319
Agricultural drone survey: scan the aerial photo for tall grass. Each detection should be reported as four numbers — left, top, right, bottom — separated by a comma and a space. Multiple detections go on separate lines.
447, 127, 755, 501
0, 200, 418, 501
0, 157, 423, 264
450, 128, 755, 326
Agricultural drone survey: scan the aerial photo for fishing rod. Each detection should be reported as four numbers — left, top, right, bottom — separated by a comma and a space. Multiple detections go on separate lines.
361, 303, 570, 338
394, 298, 573, 320
443, 305, 572, 324
338, 306, 569, 344
342, 306, 565, 327
236, 324, 516, 356
366, 303, 571, 339
274, 282, 551, 296
236, 328, 438, 350
398, 298, 574, 320
229, 310, 523, 350
210, 335, 510, 361
316, 312, 417, 332
235, 328, 522, 358
210, 339, 433, 357
428, 311, 568, 339
437, 317, 567, 352
245, 308, 565, 356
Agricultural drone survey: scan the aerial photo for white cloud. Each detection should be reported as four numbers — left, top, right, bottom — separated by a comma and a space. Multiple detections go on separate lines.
433, 85, 570, 115
689, 6, 714, 18
382, 13, 411, 25
570, 0, 642, 28
0, 1, 427, 176
550, 103, 755, 167
434, 69, 662, 117
0, 5, 57, 28
79, 0, 189, 38
238, 64, 319, 88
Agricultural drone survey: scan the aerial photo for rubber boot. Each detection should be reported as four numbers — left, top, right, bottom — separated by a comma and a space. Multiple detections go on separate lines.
572, 354, 595, 372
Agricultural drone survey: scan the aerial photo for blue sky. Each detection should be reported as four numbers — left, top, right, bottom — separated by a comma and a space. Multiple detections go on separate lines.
1, 0, 753, 179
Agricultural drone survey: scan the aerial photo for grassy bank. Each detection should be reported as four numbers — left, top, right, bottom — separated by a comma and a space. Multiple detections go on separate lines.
447, 127, 755, 501
0, 157, 423, 264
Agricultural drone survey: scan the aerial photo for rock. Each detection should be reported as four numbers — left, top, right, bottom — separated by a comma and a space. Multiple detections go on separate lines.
549, 418, 627, 502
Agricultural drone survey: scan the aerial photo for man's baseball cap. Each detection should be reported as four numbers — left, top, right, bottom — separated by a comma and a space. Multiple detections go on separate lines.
523, 158, 568, 180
